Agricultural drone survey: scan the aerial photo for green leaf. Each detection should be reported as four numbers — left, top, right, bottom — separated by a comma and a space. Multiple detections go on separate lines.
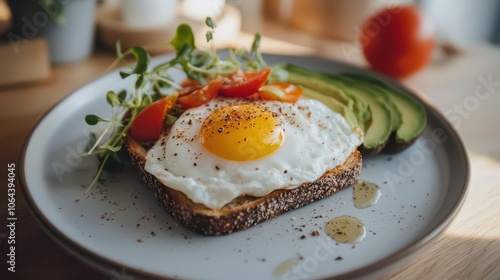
174, 43, 204, 82
135, 74, 145, 90
106, 91, 121, 107
185, 70, 205, 83
119, 46, 150, 78
119, 71, 131, 79
206, 31, 213, 43
190, 52, 209, 67
130, 46, 149, 75
251, 33, 261, 54
118, 90, 127, 102
177, 44, 193, 59
205, 17, 216, 29
109, 151, 121, 163
141, 94, 153, 109
85, 114, 106, 125
170, 24, 196, 55
153, 44, 191, 73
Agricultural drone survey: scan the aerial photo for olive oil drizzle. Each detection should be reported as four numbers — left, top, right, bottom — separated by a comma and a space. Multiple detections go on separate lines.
273, 257, 301, 276
325, 215, 366, 244
353, 180, 381, 209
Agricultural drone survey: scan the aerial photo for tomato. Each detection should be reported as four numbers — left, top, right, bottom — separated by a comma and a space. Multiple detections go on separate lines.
258, 82, 302, 103
130, 94, 177, 142
359, 5, 434, 78
178, 78, 202, 96
177, 79, 222, 108
219, 68, 271, 97
180, 78, 201, 88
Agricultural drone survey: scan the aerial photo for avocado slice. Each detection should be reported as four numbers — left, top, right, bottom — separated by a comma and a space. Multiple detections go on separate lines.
302, 85, 391, 154
301, 87, 359, 128
279, 64, 370, 127
339, 73, 427, 152
276, 64, 393, 154
368, 85, 403, 132
335, 84, 392, 154
332, 74, 402, 132
333, 81, 372, 130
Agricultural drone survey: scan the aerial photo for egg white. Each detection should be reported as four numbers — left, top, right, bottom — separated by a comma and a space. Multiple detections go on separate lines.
144, 97, 363, 209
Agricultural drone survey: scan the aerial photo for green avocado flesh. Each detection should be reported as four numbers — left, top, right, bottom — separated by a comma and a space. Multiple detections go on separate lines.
282, 64, 370, 130
278, 64, 426, 154
335, 83, 392, 153
339, 73, 427, 146
338, 77, 402, 132
301, 87, 359, 128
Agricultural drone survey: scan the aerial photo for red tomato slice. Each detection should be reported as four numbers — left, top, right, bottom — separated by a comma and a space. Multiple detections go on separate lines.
178, 78, 202, 96
219, 68, 271, 97
177, 79, 222, 108
180, 78, 202, 88
130, 94, 177, 142
258, 82, 302, 103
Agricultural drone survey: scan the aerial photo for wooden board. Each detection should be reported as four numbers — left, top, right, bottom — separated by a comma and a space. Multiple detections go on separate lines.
0, 37, 51, 87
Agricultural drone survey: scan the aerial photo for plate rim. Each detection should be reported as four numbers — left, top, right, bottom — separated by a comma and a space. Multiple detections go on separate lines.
19, 53, 470, 280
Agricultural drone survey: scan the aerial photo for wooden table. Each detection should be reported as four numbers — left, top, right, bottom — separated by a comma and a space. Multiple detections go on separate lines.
1, 29, 500, 279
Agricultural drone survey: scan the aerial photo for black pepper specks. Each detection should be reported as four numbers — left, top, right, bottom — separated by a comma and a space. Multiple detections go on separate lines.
124, 122, 362, 236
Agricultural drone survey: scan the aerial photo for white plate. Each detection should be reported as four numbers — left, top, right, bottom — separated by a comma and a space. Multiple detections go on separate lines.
20, 54, 469, 280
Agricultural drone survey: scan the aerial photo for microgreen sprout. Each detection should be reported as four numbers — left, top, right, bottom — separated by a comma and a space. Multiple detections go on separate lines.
84, 19, 269, 192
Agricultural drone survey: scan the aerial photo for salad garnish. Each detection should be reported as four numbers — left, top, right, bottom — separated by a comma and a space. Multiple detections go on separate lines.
83, 18, 280, 192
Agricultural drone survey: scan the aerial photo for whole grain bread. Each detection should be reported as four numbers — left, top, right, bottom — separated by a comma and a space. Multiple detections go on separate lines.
125, 134, 362, 236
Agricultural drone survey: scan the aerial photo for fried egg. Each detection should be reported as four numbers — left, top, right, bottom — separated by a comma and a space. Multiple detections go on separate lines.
145, 97, 363, 209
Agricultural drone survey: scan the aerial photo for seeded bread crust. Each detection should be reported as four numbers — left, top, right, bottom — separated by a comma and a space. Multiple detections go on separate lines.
125, 134, 362, 236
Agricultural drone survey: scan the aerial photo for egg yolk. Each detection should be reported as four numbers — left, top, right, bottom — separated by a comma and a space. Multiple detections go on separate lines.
200, 104, 283, 161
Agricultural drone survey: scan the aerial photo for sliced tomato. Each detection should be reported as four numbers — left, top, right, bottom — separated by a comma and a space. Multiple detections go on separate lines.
177, 79, 222, 108
130, 94, 177, 142
178, 78, 202, 96
219, 68, 271, 97
258, 82, 302, 103
180, 78, 202, 88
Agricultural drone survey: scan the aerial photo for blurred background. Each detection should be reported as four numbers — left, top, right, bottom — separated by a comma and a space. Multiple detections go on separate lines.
1, 0, 499, 62
0, 1, 499, 279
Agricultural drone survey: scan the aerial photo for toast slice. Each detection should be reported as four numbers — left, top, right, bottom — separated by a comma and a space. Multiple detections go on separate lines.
125, 134, 362, 236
